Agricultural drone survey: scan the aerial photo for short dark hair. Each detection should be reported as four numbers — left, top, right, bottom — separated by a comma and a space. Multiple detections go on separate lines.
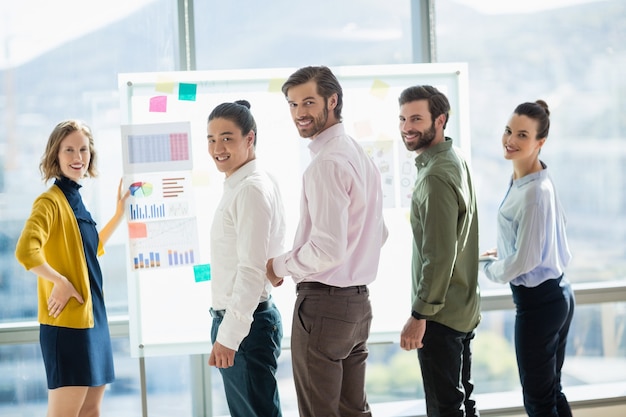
281, 66, 343, 121
399, 85, 451, 129
514, 100, 550, 139
208, 100, 257, 146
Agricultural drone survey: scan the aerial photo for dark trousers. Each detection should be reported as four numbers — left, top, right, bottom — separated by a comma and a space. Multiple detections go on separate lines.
511, 276, 575, 417
418, 321, 479, 417
210, 303, 283, 417
291, 283, 373, 417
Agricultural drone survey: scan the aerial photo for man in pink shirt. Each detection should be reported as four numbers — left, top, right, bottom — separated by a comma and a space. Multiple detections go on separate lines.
267, 66, 388, 417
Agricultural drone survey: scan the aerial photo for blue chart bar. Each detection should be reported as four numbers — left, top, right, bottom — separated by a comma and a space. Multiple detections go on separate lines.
129, 203, 166, 220
167, 249, 195, 266
133, 252, 162, 269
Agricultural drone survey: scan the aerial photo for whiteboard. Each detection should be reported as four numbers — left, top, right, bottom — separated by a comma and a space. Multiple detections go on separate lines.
118, 63, 470, 357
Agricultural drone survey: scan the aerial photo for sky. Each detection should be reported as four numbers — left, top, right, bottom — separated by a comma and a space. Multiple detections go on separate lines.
0, 0, 156, 68
0, 0, 611, 69
452, 0, 608, 14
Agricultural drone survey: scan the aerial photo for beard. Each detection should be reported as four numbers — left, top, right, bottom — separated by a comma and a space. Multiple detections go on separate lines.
402, 123, 437, 151
296, 105, 329, 138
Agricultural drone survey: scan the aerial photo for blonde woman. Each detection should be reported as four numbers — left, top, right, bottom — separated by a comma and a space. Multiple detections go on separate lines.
15, 120, 128, 417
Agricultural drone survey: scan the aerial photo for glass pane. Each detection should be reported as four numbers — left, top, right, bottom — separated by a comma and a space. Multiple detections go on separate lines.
0, 338, 141, 415
193, 0, 412, 70
435, 0, 626, 284
363, 302, 626, 403
0, 0, 177, 322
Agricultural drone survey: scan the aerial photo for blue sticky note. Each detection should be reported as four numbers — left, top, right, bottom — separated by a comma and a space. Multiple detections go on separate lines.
179, 83, 197, 101
193, 264, 211, 282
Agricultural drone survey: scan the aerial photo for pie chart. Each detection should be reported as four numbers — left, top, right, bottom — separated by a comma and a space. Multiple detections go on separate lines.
129, 181, 154, 198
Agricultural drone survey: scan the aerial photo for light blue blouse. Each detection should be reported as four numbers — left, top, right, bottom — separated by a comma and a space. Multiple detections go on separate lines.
483, 162, 571, 287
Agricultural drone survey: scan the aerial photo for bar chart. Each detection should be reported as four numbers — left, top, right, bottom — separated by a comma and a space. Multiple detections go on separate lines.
128, 203, 166, 220
128, 217, 200, 270
133, 251, 162, 269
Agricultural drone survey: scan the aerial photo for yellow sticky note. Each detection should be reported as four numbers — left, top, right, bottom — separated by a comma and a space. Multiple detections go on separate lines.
268, 78, 286, 93
155, 75, 175, 93
370, 79, 390, 100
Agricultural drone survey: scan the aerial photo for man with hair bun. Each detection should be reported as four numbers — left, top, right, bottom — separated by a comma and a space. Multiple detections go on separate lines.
207, 100, 286, 417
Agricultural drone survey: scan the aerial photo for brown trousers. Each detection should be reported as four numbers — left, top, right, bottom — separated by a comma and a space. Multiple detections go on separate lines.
291, 283, 373, 417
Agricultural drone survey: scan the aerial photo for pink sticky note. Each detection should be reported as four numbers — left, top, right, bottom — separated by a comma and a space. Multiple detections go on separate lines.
354, 120, 373, 138
149, 96, 167, 112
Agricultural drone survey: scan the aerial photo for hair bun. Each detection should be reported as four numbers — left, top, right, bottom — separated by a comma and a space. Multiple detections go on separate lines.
234, 99, 251, 109
535, 99, 550, 116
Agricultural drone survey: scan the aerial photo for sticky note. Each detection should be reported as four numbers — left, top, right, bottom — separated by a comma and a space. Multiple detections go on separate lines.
354, 120, 373, 138
370, 79, 390, 100
128, 222, 148, 239
191, 170, 210, 186
179, 83, 197, 101
268, 78, 286, 93
149, 96, 167, 112
155, 75, 175, 93
194, 264, 211, 282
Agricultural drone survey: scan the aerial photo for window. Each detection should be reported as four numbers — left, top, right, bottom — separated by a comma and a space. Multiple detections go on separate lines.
1, 0, 625, 415
435, 0, 626, 405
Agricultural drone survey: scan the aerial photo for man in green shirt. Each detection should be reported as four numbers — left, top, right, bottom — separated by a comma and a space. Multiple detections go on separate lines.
398, 85, 481, 417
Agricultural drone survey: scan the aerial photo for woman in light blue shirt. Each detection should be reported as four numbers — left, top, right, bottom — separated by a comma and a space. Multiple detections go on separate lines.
483, 100, 575, 417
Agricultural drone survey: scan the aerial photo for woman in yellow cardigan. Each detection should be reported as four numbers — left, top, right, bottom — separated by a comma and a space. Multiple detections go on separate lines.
15, 120, 128, 417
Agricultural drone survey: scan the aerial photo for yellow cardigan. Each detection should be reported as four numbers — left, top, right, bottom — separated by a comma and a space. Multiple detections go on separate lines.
15, 184, 104, 329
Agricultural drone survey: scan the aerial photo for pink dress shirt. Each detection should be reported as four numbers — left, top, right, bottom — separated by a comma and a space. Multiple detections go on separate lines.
272, 123, 388, 287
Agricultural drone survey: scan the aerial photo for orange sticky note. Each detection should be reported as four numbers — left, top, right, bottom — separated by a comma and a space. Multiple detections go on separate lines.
128, 222, 148, 239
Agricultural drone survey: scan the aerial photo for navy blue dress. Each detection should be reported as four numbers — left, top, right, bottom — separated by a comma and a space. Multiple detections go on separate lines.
40, 177, 115, 389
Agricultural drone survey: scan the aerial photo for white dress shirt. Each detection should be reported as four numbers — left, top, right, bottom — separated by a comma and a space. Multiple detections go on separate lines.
272, 123, 388, 287
210, 159, 286, 350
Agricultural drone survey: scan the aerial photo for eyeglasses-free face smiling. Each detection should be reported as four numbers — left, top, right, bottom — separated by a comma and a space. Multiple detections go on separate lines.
502, 114, 546, 161
207, 117, 255, 177
286, 80, 337, 139
57, 130, 91, 182
399, 99, 437, 152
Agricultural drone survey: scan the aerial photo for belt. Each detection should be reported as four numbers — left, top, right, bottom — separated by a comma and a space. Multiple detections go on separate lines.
209, 299, 272, 319
296, 281, 368, 294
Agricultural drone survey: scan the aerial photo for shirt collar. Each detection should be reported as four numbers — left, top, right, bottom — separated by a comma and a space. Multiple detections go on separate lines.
308, 123, 345, 156
55, 175, 82, 191
512, 160, 548, 187
224, 159, 257, 189
414, 137, 453, 168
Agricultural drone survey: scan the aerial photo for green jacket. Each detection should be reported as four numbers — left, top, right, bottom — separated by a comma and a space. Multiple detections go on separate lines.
15, 184, 103, 329
410, 138, 481, 332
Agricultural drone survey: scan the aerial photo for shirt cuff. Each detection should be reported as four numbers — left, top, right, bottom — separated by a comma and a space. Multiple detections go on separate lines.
411, 310, 428, 320
272, 253, 289, 278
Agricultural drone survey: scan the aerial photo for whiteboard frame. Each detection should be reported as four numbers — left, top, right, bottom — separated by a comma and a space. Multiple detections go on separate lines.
118, 62, 471, 358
